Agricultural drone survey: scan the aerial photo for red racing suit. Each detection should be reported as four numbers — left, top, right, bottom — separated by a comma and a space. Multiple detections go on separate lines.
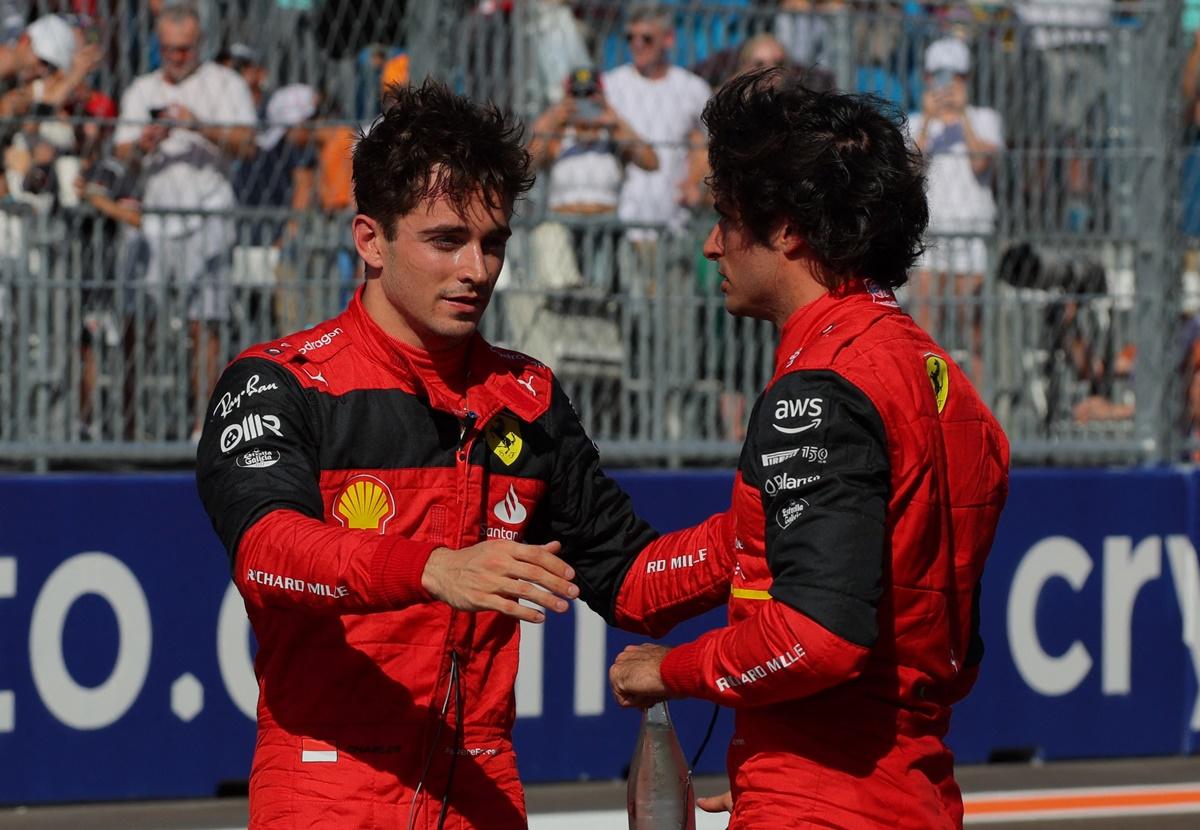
616, 280, 1010, 829
196, 288, 697, 829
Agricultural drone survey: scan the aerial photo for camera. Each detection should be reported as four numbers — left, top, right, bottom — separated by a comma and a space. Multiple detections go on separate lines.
82, 158, 127, 199
22, 163, 56, 196
148, 106, 167, 119
574, 97, 603, 122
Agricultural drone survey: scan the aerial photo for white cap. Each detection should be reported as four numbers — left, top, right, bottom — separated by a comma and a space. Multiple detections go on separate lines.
228, 42, 260, 65
924, 37, 970, 75
26, 15, 76, 71
258, 83, 318, 150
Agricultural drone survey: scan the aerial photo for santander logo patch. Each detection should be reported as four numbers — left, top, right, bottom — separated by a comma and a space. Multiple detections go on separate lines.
493, 484, 528, 525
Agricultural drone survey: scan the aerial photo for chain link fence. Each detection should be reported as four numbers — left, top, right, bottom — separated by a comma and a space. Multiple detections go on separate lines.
0, 1, 1191, 468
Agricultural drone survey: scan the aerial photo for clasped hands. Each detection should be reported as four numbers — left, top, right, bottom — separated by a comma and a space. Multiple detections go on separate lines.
421, 542, 730, 814
419, 539, 674, 706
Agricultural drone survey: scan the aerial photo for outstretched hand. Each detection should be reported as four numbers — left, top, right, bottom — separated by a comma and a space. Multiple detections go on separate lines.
421, 539, 577, 623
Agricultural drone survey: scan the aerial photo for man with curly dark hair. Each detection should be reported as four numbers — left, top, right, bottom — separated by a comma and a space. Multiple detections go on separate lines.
196, 79, 710, 829
608, 69, 1011, 828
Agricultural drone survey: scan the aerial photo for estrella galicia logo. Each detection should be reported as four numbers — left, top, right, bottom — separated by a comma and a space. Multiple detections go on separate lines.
236, 448, 280, 469
776, 498, 809, 529
772, 397, 823, 434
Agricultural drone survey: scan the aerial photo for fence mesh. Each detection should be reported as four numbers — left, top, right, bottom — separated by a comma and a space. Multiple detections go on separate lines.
0, 0, 1191, 467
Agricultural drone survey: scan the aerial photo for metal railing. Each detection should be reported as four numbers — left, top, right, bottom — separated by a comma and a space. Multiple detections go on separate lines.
0, 199, 1186, 468
1, 1, 1192, 467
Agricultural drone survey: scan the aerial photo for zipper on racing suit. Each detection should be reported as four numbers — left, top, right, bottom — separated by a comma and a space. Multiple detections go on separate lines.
418, 406, 487, 828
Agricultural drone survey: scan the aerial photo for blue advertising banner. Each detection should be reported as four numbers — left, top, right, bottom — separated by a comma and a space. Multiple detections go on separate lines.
2, 468, 1200, 803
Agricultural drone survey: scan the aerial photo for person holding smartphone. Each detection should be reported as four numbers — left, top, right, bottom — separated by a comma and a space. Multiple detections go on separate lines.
907, 37, 1004, 376
525, 67, 658, 290
529, 67, 658, 218
112, 1, 257, 441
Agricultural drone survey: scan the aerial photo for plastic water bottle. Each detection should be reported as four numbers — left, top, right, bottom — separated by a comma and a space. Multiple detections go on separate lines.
627, 702, 695, 830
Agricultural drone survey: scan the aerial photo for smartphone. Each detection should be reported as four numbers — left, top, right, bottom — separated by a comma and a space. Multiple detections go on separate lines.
931, 69, 955, 91
574, 97, 603, 122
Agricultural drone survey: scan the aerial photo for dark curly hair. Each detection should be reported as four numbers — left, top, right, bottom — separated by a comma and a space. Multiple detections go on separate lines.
703, 68, 928, 290
353, 80, 535, 239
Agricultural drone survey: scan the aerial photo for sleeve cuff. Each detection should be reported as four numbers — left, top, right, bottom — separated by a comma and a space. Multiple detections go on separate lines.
371, 538, 438, 608
660, 640, 707, 698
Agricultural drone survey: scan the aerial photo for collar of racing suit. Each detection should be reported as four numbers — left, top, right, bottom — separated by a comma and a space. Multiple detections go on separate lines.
774, 277, 899, 375
341, 284, 553, 428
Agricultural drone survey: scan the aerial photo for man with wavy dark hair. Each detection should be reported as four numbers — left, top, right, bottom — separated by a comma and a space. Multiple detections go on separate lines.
608, 69, 1010, 828
197, 79, 710, 829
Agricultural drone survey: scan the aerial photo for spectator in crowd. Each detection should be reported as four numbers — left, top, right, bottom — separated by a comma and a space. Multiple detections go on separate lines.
528, 66, 658, 287
1, 15, 104, 210
113, 0, 256, 439
0, 13, 76, 82
252, 82, 325, 331
140, 0, 219, 73
379, 50, 409, 102
0, 0, 21, 46
607, 68, 1009, 828
774, 0, 846, 71
735, 33, 790, 77
528, 0, 591, 109
75, 135, 144, 440
216, 41, 268, 115
1015, 0, 1111, 129
602, 4, 711, 240
1182, 29, 1200, 236
775, 0, 925, 109
696, 32, 838, 96
907, 36, 1003, 373
1015, 0, 1112, 231
248, 83, 318, 209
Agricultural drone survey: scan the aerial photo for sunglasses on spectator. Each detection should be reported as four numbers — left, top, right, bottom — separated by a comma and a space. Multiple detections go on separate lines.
160, 44, 197, 56
625, 32, 658, 45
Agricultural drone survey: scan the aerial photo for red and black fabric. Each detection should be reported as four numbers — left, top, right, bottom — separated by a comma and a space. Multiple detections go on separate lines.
196, 287, 661, 829
622, 280, 1010, 829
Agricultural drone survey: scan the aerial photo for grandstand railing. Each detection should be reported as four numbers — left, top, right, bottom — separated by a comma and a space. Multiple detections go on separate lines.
2, 0, 1191, 467
0, 200, 1185, 468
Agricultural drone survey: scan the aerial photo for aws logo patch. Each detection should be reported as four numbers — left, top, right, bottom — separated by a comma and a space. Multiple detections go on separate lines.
334, 475, 395, 533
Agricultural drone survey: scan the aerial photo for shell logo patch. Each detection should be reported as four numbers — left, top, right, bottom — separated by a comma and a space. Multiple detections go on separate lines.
485, 414, 523, 466
925, 353, 949, 414
334, 475, 395, 532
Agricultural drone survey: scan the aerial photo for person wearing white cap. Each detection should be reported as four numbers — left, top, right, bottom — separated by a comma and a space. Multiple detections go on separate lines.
26, 14, 76, 72
0, 13, 70, 78
906, 36, 1003, 373
0, 15, 101, 118
0, 15, 102, 211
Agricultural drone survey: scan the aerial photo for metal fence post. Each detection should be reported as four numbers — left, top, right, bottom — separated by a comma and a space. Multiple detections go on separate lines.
405, 0, 443, 85
511, 0, 532, 120
1132, 0, 1184, 463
